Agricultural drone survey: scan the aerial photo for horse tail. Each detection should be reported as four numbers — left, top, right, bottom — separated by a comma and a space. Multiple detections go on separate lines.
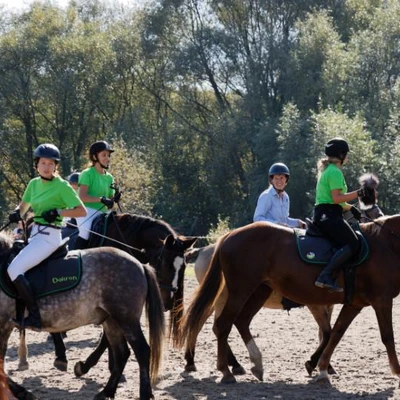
143, 264, 165, 384
177, 234, 227, 348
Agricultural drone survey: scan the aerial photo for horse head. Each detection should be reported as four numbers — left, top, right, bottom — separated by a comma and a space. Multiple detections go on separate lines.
359, 173, 380, 206
155, 234, 196, 344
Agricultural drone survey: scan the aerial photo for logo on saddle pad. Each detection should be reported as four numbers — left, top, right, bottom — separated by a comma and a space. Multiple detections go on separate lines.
306, 252, 316, 260
52, 275, 78, 284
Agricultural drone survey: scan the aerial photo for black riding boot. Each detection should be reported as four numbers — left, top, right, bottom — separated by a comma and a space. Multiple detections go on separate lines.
73, 236, 89, 250
315, 245, 353, 293
12, 275, 42, 331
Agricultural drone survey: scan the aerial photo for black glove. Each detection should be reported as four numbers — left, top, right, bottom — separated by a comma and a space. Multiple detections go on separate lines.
42, 209, 60, 223
357, 188, 365, 197
100, 196, 114, 209
112, 191, 122, 203
9, 209, 22, 223
350, 206, 362, 221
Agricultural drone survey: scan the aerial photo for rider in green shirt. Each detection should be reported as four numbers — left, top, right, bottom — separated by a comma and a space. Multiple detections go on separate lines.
7, 144, 87, 330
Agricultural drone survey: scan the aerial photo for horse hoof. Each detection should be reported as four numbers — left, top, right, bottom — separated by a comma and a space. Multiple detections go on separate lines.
232, 365, 246, 375
328, 365, 337, 375
74, 361, 84, 377
220, 374, 237, 384
250, 366, 263, 381
18, 362, 29, 371
184, 364, 197, 372
54, 358, 68, 372
305, 361, 314, 376
93, 391, 114, 400
313, 374, 331, 386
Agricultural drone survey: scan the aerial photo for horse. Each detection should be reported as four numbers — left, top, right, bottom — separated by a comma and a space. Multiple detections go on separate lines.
184, 243, 335, 376
179, 214, 400, 385
0, 232, 165, 400
18, 212, 196, 373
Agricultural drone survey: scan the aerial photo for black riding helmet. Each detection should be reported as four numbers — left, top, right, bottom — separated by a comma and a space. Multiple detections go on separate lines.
269, 163, 290, 181
33, 144, 61, 163
325, 138, 349, 161
89, 141, 114, 162
67, 172, 80, 184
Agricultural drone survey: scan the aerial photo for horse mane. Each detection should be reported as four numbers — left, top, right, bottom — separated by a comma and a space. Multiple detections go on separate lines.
0, 232, 13, 257
116, 213, 177, 239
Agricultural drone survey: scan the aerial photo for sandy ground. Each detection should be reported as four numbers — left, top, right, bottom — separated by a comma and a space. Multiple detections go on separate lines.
5, 265, 400, 400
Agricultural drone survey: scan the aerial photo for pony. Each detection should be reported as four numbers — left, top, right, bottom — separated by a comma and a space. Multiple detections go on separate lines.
184, 243, 335, 376
18, 212, 196, 373
179, 215, 400, 385
0, 232, 165, 400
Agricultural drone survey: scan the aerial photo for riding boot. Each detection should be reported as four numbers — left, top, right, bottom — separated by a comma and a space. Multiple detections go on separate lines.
12, 275, 42, 331
73, 236, 89, 250
314, 245, 353, 293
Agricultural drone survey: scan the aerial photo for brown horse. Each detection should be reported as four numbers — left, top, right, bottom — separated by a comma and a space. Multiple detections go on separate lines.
184, 243, 334, 376
179, 215, 400, 385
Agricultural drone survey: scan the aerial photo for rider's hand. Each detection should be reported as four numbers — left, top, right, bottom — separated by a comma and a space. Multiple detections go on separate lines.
100, 196, 114, 209
298, 220, 307, 229
9, 209, 22, 223
42, 209, 60, 223
112, 191, 122, 203
350, 206, 362, 221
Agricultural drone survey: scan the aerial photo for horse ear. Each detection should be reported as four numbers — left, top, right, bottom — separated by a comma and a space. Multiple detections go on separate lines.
182, 236, 198, 251
164, 234, 175, 247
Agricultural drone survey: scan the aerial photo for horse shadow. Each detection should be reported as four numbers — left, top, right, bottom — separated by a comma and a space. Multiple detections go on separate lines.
13, 375, 103, 399
159, 372, 395, 399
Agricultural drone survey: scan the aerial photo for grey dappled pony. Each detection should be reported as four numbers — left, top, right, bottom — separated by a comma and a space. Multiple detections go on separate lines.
0, 232, 165, 400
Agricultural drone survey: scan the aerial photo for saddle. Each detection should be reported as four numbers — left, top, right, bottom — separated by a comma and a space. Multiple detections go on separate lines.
0, 239, 82, 299
294, 221, 369, 266
87, 212, 115, 248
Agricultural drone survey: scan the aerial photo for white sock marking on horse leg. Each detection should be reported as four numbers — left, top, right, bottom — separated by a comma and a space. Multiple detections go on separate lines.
246, 338, 263, 372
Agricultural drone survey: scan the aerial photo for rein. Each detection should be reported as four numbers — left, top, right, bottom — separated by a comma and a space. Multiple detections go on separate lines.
0, 222, 11, 233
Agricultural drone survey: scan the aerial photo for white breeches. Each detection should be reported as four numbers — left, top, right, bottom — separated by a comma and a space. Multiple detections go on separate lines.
76, 207, 104, 240
8, 224, 62, 281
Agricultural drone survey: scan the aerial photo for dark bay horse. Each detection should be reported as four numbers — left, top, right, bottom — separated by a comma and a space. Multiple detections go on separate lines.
185, 243, 334, 376
179, 215, 400, 385
0, 233, 165, 400
19, 212, 196, 373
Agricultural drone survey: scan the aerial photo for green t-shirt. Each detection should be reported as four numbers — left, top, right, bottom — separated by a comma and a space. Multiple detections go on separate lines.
79, 166, 115, 211
23, 176, 83, 226
315, 163, 347, 207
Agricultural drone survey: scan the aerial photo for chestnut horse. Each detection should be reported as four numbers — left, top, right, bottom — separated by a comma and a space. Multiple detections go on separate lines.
185, 243, 334, 376
179, 215, 400, 385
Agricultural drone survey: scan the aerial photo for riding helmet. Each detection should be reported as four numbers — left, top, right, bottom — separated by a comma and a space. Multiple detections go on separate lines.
67, 172, 80, 184
268, 163, 290, 179
33, 144, 61, 162
89, 140, 114, 162
325, 138, 349, 160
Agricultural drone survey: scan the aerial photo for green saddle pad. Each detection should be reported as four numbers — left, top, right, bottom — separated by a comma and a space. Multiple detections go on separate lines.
1, 250, 82, 299
294, 228, 369, 266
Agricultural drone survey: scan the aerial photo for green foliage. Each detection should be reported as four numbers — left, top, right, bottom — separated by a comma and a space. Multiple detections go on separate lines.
206, 215, 232, 244
0, 0, 399, 228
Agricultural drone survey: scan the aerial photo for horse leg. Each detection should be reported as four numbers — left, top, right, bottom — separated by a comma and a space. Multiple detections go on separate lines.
232, 284, 272, 381
52, 332, 68, 371
7, 376, 38, 400
373, 302, 400, 378
305, 304, 336, 376
93, 320, 129, 400
17, 329, 29, 371
74, 330, 110, 377
123, 322, 153, 400
213, 291, 253, 384
317, 304, 362, 383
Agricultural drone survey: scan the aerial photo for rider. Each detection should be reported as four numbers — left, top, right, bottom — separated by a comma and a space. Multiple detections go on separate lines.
313, 138, 365, 293
61, 172, 81, 249
7, 144, 87, 330
253, 162, 306, 228
74, 140, 118, 250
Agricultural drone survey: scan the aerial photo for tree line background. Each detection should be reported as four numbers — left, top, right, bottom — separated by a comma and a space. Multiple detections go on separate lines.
0, 0, 399, 235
